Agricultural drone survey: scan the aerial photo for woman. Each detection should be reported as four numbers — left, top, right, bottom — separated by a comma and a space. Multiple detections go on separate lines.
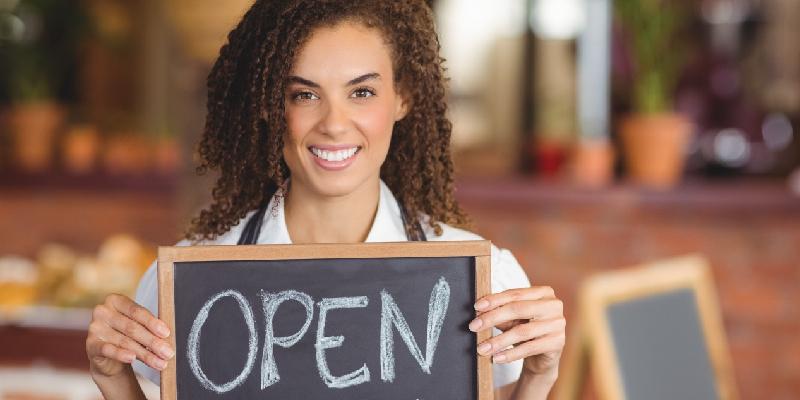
86, 1, 566, 398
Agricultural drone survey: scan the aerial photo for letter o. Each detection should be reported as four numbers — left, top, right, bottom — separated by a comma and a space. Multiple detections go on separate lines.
187, 290, 258, 393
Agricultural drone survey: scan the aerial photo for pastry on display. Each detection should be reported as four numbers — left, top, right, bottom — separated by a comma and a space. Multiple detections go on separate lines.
0, 234, 155, 310
37, 244, 78, 303
0, 256, 39, 311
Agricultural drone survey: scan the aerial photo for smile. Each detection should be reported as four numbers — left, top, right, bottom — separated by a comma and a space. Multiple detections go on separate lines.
309, 146, 361, 162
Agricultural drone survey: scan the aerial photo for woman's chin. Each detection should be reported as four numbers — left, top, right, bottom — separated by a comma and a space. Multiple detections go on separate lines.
305, 175, 369, 198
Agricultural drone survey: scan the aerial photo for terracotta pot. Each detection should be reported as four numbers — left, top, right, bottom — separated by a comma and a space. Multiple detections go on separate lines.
9, 102, 65, 172
63, 124, 101, 174
570, 139, 615, 188
619, 113, 693, 189
153, 137, 180, 175
103, 134, 151, 175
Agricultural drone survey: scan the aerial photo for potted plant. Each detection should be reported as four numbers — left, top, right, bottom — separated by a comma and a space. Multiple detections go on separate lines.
615, 0, 693, 189
1, 0, 90, 172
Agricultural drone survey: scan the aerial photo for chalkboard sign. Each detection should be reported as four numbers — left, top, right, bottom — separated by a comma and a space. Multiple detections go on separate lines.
569, 255, 739, 400
158, 241, 493, 400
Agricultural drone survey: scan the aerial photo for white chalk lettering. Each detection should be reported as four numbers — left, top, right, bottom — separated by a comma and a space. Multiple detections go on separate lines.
380, 276, 450, 382
187, 290, 258, 393
316, 296, 371, 388
187, 277, 452, 392
259, 290, 314, 389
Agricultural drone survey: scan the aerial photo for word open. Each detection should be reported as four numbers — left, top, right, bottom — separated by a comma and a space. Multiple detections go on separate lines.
186, 277, 451, 393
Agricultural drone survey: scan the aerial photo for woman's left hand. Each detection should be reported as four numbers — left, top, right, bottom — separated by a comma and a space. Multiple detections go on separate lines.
469, 286, 566, 377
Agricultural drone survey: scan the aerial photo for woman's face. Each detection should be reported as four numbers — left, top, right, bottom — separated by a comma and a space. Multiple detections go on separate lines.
283, 21, 408, 198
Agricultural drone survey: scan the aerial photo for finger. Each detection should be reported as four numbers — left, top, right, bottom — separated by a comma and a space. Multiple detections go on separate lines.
476, 318, 566, 356
94, 304, 174, 361
94, 321, 169, 371
106, 294, 170, 338
491, 332, 566, 364
469, 299, 563, 332
494, 318, 524, 333
474, 286, 555, 313
87, 333, 135, 364
100, 342, 136, 363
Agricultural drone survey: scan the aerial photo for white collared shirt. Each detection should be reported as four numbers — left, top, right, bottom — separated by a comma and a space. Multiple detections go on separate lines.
133, 180, 531, 388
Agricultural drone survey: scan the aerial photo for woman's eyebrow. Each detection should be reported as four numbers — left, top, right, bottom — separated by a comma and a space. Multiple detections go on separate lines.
286, 73, 381, 88
346, 72, 380, 86
287, 76, 320, 88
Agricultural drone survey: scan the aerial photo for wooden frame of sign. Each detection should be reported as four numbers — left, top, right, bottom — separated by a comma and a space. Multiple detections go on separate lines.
570, 255, 738, 400
158, 241, 493, 400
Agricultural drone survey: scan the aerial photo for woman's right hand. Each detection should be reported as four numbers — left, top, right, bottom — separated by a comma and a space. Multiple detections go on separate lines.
86, 293, 174, 378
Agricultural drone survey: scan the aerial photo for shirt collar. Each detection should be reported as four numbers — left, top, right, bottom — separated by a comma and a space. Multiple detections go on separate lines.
257, 179, 408, 244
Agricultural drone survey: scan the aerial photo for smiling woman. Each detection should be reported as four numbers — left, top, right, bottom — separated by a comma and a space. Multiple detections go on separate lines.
85, 1, 565, 399
188, 0, 467, 245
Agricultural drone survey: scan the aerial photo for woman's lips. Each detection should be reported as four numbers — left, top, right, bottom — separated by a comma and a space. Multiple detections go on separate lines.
308, 145, 361, 171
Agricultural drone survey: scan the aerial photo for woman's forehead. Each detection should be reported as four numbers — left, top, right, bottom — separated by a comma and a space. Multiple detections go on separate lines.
289, 21, 394, 83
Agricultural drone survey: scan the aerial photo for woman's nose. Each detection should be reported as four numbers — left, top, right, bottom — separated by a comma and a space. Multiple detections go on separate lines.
318, 99, 350, 136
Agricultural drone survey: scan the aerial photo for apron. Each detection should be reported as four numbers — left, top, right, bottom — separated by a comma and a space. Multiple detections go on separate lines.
237, 194, 427, 245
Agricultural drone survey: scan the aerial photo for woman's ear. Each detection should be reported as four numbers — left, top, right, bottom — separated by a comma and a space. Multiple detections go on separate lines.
394, 90, 411, 122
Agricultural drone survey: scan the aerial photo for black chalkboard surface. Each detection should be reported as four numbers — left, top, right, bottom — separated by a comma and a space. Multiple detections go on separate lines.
157, 241, 494, 400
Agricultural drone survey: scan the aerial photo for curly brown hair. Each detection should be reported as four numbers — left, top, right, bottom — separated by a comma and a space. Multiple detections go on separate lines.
186, 0, 469, 242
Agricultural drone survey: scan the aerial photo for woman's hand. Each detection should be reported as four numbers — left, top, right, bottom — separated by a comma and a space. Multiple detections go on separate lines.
86, 293, 174, 378
469, 286, 566, 378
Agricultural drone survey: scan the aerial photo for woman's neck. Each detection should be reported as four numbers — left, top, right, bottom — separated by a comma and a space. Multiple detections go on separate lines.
284, 177, 380, 244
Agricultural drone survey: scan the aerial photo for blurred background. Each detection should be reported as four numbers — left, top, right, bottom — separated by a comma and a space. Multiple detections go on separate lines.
0, 0, 798, 398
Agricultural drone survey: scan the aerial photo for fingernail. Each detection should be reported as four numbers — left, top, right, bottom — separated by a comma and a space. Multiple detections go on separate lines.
474, 299, 489, 311
157, 323, 170, 338
124, 354, 135, 363
155, 358, 167, 370
160, 345, 175, 359
477, 342, 492, 355
493, 354, 506, 363
468, 319, 483, 332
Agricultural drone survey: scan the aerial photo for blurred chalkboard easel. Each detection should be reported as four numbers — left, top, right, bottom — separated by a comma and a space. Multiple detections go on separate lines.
556, 255, 739, 400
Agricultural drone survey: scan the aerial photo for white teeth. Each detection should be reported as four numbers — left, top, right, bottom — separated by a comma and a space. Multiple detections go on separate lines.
310, 146, 359, 162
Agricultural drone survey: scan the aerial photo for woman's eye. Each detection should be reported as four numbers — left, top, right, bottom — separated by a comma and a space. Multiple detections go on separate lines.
352, 87, 376, 98
293, 91, 318, 102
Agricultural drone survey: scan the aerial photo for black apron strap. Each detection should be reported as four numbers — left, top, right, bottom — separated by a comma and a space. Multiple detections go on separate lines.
237, 199, 427, 245
238, 183, 279, 245
236, 205, 268, 245
399, 202, 428, 242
